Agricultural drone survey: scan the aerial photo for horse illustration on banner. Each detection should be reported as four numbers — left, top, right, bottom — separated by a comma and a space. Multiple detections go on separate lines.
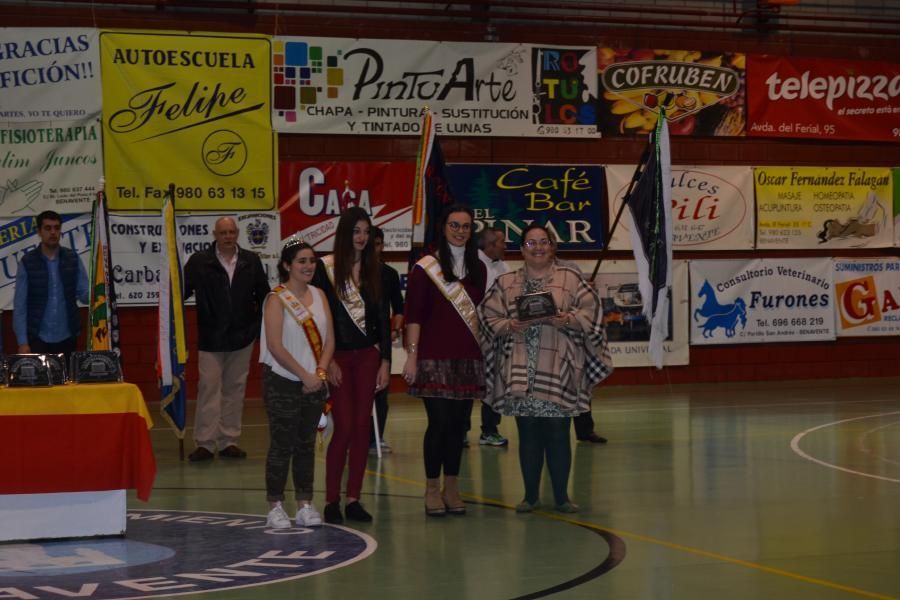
694, 280, 747, 338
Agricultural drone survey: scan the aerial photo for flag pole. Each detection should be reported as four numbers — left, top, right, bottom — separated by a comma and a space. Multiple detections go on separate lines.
169, 183, 184, 462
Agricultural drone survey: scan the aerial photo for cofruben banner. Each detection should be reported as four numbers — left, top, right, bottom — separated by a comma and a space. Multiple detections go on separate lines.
689, 258, 835, 345
747, 55, 900, 142
833, 258, 900, 337
755, 166, 893, 249
607, 165, 754, 250
272, 38, 598, 137
100, 31, 276, 211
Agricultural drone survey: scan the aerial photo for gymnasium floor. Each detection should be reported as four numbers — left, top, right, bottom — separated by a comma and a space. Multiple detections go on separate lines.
5, 377, 900, 599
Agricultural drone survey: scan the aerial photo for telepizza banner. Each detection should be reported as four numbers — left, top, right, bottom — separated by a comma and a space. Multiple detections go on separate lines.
596, 47, 746, 137
747, 55, 900, 142
100, 31, 276, 211
607, 165, 753, 250
272, 38, 598, 137
689, 258, 835, 345
446, 164, 605, 251
279, 161, 415, 251
109, 212, 280, 306
755, 166, 893, 249
0, 213, 92, 310
833, 258, 900, 337
0, 28, 101, 122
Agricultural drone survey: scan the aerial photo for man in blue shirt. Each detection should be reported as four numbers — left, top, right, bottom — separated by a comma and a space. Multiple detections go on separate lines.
13, 210, 89, 357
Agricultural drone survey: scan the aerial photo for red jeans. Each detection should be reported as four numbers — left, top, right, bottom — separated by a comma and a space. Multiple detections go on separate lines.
326, 347, 380, 503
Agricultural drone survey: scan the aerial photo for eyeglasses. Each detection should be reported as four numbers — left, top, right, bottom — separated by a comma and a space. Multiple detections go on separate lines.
523, 238, 551, 249
447, 222, 472, 232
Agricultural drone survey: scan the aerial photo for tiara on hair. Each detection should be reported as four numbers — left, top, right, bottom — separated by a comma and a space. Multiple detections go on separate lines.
283, 233, 307, 249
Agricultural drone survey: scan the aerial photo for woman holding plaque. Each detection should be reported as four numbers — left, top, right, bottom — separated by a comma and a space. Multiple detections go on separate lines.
477, 223, 613, 513
313, 207, 391, 525
260, 239, 334, 529
402, 204, 487, 517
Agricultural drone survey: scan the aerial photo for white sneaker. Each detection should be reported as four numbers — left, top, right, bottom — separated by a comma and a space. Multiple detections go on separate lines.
380, 441, 393, 454
266, 503, 292, 529
296, 502, 323, 527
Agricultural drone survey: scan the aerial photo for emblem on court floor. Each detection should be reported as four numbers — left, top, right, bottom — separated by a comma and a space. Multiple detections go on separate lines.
0, 509, 376, 599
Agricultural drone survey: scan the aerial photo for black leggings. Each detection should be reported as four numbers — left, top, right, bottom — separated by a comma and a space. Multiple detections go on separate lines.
515, 416, 572, 505
422, 398, 472, 478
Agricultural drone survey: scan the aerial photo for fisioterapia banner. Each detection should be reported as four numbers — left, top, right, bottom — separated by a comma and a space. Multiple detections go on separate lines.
272, 38, 598, 137
747, 55, 900, 142
755, 166, 893, 249
833, 258, 900, 337
689, 258, 835, 345
607, 165, 753, 250
596, 47, 746, 137
100, 31, 276, 211
279, 161, 415, 251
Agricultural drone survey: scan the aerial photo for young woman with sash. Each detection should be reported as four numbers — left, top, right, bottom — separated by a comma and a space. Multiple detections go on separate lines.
312, 207, 391, 524
402, 204, 487, 517
260, 239, 335, 529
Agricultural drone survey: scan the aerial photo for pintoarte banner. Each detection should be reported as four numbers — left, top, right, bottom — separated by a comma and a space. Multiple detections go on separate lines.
833, 258, 900, 337
446, 163, 605, 250
0, 28, 101, 122
689, 258, 835, 345
747, 55, 900, 142
272, 37, 598, 137
0, 117, 102, 216
755, 166, 893, 249
596, 47, 746, 137
109, 212, 280, 306
0, 213, 92, 310
100, 31, 276, 212
594, 259, 689, 367
279, 161, 415, 251
607, 165, 753, 251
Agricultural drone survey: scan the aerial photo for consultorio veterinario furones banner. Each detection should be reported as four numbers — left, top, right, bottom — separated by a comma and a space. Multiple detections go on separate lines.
271, 37, 597, 137
833, 258, 900, 337
689, 258, 835, 345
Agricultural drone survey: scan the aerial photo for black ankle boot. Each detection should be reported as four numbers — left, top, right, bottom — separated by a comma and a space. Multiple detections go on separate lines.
344, 501, 372, 522
324, 502, 343, 524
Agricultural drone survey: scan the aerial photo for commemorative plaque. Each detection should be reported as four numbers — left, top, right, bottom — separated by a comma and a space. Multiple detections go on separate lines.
7, 354, 52, 387
70, 351, 123, 383
44, 353, 67, 385
515, 291, 558, 322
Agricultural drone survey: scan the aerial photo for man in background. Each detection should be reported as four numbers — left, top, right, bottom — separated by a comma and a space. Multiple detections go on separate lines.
184, 216, 270, 462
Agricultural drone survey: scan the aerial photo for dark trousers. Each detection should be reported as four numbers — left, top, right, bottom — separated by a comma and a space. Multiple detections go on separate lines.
463, 400, 502, 436
30, 336, 77, 363
573, 411, 595, 440
423, 398, 470, 478
516, 416, 572, 505
369, 388, 389, 445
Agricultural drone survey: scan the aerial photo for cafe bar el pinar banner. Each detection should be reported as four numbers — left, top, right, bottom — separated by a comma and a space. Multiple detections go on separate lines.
833, 258, 900, 337
747, 55, 900, 142
446, 164, 605, 250
689, 258, 835, 345
607, 165, 754, 251
272, 38, 598, 138
1, 28, 103, 216
100, 31, 276, 211
279, 161, 416, 251
596, 47, 746, 137
755, 166, 893, 249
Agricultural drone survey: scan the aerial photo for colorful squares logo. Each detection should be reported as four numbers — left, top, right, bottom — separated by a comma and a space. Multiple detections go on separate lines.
285, 42, 309, 67
327, 68, 343, 86
299, 86, 317, 105
273, 42, 344, 113
273, 85, 295, 110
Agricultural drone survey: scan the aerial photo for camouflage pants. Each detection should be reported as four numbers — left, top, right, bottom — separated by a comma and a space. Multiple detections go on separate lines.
262, 365, 328, 502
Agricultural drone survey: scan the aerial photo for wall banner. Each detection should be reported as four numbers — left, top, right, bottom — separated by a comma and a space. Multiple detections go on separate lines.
894, 168, 900, 247
596, 47, 746, 137
607, 165, 753, 251
833, 258, 900, 337
279, 161, 415, 251
0, 28, 101, 122
747, 55, 900, 142
109, 212, 280, 306
447, 164, 605, 251
689, 258, 835, 345
594, 259, 689, 367
755, 166, 893, 249
272, 38, 598, 137
0, 213, 92, 310
100, 31, 276, 212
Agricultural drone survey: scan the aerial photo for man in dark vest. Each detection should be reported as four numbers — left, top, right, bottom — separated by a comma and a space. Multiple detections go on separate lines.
13, 210, 89, 357
183, 216, 270, 462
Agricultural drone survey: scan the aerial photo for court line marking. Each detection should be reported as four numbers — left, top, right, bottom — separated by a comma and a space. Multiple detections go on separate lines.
368, 470, 899, 600
790, 411, 900, 484
859, 421, 900, 467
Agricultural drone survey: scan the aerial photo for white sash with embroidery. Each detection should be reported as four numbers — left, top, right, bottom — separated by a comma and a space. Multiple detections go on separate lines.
417, 254, 479, 341
322, 254, 367, 335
